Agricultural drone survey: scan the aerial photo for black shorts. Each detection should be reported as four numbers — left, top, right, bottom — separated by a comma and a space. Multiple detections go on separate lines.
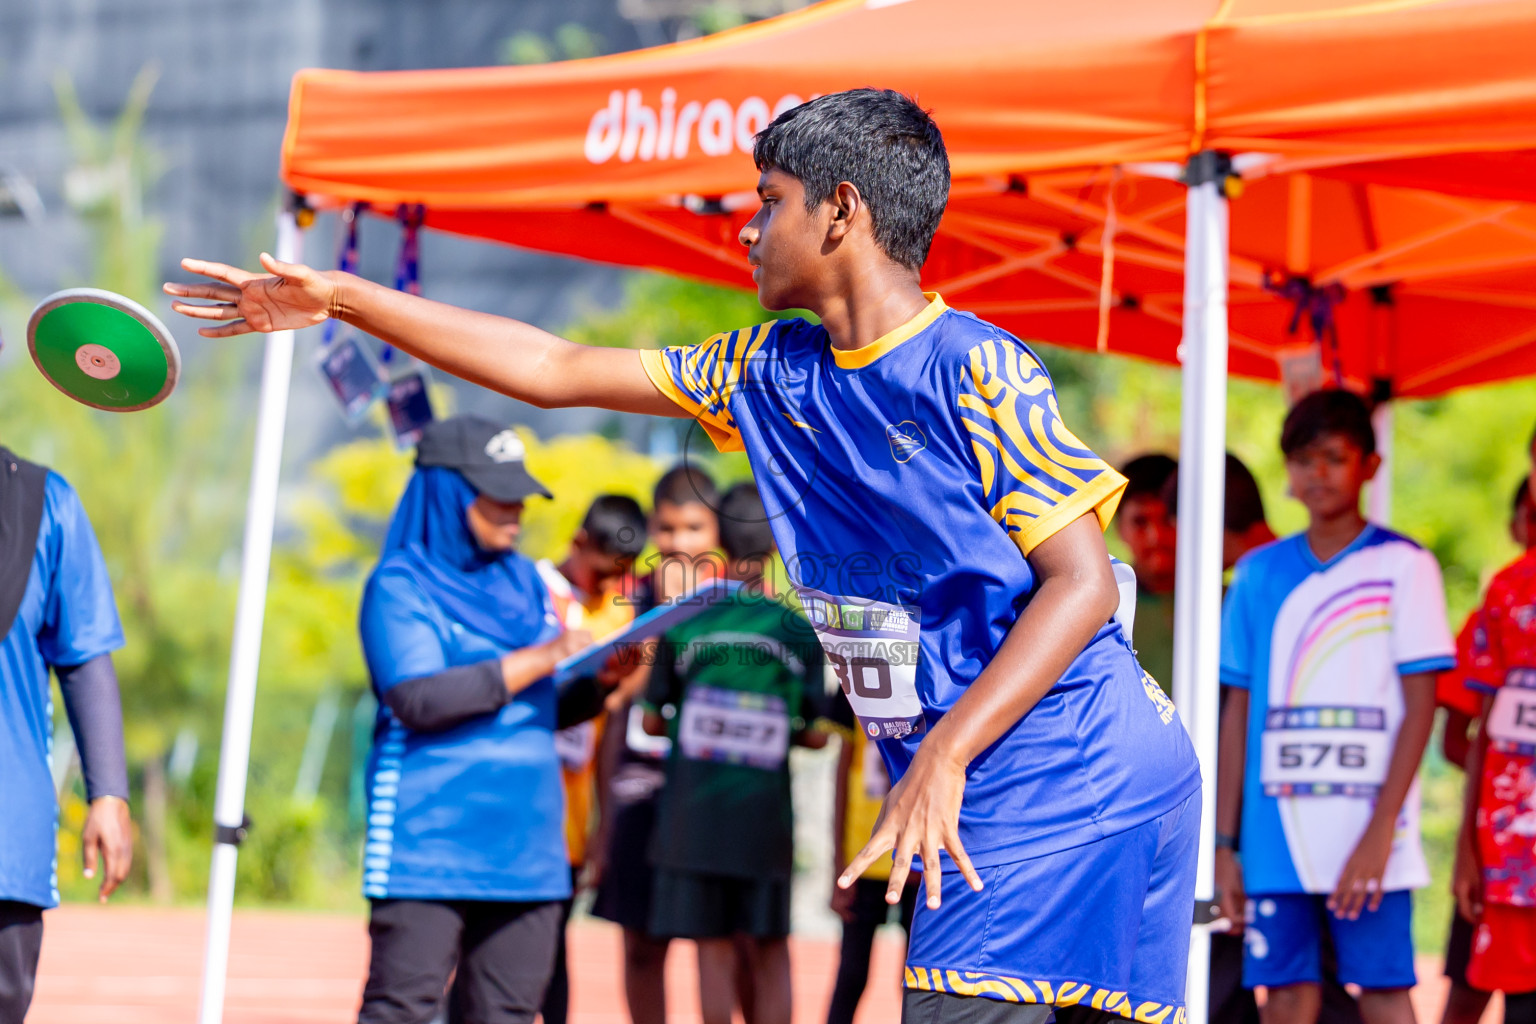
1445, 909, 1478, 988
591, 794, 659, 933
648, 867, 791, 940
903, 990, 1129, 1024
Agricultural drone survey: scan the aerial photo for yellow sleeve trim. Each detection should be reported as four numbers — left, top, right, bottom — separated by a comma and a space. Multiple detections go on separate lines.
639, 347, 745, 453
1011, 467, 1128, 557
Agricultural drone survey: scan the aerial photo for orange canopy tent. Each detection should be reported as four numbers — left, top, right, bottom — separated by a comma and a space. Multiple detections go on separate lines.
277, 0, 1536, 397
196, 5, 1536, 1022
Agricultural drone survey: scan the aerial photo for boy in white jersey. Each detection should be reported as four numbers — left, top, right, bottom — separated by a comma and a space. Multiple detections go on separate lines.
1216, 390, 1453, 1024
167, 89, 1200, 1023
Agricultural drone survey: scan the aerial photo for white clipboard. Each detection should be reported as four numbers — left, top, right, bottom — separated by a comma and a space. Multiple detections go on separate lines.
551, 578, 741, 685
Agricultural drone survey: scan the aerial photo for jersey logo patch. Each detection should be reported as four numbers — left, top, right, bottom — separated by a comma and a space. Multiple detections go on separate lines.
886, 421, 927, 463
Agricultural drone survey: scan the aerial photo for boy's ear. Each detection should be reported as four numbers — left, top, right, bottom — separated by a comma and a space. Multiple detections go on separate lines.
827, 181, 863, 242
1362, 451, 1382, 482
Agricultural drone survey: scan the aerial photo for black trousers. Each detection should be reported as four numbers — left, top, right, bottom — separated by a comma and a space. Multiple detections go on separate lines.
828, 878, 919, 1024
358, 898, 561, 1024
0, 901, 44, 1024
538, 868, 581, 1024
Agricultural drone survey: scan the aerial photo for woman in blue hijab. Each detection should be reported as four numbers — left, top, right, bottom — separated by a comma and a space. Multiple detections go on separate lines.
356, 415, 593, 1024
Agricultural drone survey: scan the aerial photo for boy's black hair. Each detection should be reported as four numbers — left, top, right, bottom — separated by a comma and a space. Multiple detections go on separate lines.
1119, 453, 1178, 504
1280, 389, 1376, 458
1514, 478, 1532, 516
653, 463, 720, 511
1160, 453, 1267, 534
718, 483, 775, 562
752, 89, 950, 270
1222, 454, 1268, 533
580, 494, 647, 559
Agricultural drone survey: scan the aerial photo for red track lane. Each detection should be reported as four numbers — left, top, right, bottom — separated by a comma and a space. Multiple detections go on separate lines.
28, 905, 907, 1023
28, 906, 1480, 1023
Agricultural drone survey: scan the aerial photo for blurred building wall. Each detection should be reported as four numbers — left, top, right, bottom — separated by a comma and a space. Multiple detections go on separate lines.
0, 0, 680, 459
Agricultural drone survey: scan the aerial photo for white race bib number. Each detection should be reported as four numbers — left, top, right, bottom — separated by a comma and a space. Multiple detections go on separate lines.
1260, 705, 1390, 796
798, 587, 924, 740
1487, 671, 1536, 751
553, 721, 596, 772
677, 686, 790, 770
861, 737, 891, 800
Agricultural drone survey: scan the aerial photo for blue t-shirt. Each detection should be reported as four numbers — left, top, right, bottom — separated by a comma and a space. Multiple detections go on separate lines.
357, 553, 570, 901
1220, 526, 1455, 894
641, 294, 1200, 866
0, 472, 124, 908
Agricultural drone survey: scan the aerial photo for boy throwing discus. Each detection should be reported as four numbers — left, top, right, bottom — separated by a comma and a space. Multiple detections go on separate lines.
168, 89, 1201, 1023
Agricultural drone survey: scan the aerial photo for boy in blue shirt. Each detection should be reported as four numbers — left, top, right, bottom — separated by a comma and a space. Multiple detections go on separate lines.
0, 447, 133, 1021
1215, 390, 1453, 1024
170, 88, 1201, 1023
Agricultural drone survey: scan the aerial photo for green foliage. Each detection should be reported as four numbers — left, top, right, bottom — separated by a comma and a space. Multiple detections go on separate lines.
53, 66, 165, 306
498, 23, 604, 66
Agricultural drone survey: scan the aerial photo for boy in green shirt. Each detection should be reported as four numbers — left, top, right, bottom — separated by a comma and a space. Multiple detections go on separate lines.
641, 483, 828, 1024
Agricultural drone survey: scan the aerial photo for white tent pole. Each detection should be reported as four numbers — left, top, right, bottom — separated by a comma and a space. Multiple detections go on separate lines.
1172, 151, 1231, 1024
1368, 401, 1393, 524
197, 207, 304, 1024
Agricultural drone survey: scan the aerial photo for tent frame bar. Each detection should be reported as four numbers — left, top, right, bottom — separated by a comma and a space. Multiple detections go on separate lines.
1172, 148, 1231, 1024
196, 206, 306, 1024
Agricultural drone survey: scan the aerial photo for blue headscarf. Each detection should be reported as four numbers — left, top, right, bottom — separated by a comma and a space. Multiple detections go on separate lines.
379, 466, 554, 650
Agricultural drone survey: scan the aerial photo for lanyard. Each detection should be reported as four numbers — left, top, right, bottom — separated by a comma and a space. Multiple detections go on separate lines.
380, 204, 425, 366
321, 202, 365, 347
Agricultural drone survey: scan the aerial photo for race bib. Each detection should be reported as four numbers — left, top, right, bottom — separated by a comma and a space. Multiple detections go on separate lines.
1486, 669, 1536, 752
798, 587, 924, 740
553, 721, 596, 772
861, 737, 891, 800
1259, 705, 1390, 797
677, 686, 790, 770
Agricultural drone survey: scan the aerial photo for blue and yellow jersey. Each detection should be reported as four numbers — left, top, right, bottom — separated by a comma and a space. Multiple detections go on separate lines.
641, 294, 1199, 866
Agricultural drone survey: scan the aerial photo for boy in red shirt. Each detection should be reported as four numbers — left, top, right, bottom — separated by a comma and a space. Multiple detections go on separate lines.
1456, 457, 1536, 1021
1438, 478, 1536, 1024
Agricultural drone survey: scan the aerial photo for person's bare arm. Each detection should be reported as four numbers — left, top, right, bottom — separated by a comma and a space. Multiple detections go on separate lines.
165, 256, 683, 417
1214, 687, 1249, 932
1329, 671, 1437, 919
830, 737, 856, 920
1454, 694, 1490, 922
1442, 708, 1475, 771
838, 513, 1120, 909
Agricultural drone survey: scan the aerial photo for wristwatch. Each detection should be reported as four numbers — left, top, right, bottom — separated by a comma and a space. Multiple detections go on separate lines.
1215, 831, 1238, 851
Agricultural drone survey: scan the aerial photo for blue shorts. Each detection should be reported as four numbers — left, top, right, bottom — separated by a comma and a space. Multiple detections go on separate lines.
1242, 891, 1416, 991
905, 790, 1199, 1021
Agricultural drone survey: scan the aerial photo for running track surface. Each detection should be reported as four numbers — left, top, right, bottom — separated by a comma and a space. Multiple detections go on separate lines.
28, 905, 905, 1023
27, 905, 1470, 1024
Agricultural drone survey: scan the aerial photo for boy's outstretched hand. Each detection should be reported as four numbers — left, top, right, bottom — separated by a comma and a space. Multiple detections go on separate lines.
837, 743, 983, 911
165, 254, 335, 337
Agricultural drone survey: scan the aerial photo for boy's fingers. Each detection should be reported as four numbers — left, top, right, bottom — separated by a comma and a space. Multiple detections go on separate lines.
921, 840, 943, 910
171, 301, 241, 321
181, 257, 253, 285
259, 252, 309, 280
164, 281, 241, 302
82, 835, 98, 879
839, 830, 892, 889
887, 829, 921, 905
198, 321, 253, 338
946, 829, 983, 893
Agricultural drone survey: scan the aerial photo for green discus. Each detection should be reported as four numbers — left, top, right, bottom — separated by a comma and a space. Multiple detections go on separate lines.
27, 288, 181, 412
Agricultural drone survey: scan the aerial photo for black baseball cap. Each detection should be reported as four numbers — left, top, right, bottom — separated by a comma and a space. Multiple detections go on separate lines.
415, 415, 552, 503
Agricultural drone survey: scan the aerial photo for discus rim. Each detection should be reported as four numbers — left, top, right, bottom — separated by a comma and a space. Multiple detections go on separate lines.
26, 287, 182, 412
